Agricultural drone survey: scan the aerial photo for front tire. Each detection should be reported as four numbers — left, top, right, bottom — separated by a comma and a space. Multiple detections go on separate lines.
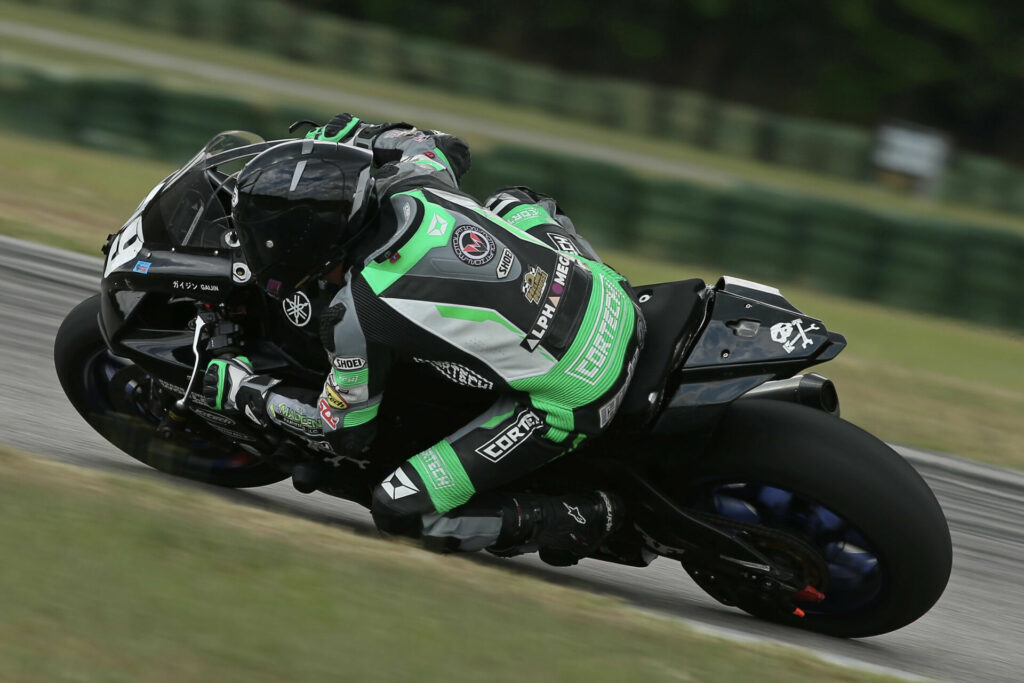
54, 295, 287, 488
676, 400, 952, 638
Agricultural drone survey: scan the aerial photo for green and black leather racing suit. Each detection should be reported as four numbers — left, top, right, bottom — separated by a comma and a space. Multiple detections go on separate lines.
259, 119, 645, 551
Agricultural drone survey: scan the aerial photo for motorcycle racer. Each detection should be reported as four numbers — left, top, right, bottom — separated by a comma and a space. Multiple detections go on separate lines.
203, 114, 645, 565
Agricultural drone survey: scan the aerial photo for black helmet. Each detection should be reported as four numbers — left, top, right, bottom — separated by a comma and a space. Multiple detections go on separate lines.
232, 139, 374, 297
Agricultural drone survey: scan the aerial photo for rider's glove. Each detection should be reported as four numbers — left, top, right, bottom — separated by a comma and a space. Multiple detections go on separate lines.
202, 356, 277, 426
307, 113, 361, 142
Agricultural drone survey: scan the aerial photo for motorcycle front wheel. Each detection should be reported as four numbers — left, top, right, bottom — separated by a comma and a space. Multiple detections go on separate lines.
54, 294, 288, 488
675, 399, 952, 638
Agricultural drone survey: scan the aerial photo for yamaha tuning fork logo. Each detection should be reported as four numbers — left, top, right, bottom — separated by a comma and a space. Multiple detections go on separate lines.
282, 290, 312, 327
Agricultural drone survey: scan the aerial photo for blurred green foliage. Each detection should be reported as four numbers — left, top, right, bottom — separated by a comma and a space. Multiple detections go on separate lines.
2, 61, 1023, 332
13, 0, 1024, 217
312, 0, 1024, 163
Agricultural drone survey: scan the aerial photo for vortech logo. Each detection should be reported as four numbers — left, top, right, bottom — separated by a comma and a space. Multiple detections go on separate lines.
452, 225, 495, 266
475, 409, 544, 462
419, 448, 454, 489
415, 358, 494, 390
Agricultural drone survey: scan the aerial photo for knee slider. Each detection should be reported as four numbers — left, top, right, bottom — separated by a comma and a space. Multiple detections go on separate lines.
370, 465, 433, 539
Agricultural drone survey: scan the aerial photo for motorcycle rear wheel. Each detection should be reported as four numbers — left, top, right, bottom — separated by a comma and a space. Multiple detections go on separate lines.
54, 295, 288, 488
677, 399, 951, 638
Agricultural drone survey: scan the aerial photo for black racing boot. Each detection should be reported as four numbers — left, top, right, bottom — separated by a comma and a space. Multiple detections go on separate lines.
489, 491, 624, 566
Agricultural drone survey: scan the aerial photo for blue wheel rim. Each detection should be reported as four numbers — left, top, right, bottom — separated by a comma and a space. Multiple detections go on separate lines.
688, 481, 887, 615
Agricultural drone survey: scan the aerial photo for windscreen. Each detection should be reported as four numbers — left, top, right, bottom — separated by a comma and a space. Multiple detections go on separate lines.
138, 131, 274, 250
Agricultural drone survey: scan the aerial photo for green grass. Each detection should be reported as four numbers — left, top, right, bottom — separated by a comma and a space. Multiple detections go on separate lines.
0, 446, 911, 683
0, 129, 169, 255
2, 127, 1023, 469
3, 0, 1024, 236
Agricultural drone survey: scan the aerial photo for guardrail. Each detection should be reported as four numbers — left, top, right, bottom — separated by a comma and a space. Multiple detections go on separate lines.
2, 63, 1021, 330
15, 0, 1024, 216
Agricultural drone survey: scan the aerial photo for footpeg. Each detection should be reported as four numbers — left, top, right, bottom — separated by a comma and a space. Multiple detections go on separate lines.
156, 409, 187, 439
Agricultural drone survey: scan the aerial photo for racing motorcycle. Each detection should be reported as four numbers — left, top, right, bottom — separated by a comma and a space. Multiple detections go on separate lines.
54, 131, 952, 638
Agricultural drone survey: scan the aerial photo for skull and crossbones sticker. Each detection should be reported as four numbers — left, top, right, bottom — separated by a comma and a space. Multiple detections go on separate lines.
770, 318, 820, 354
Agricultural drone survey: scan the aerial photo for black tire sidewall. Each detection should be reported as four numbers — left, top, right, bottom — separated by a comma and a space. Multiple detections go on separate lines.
680, 399, 952, 638
54, 295, 287, 488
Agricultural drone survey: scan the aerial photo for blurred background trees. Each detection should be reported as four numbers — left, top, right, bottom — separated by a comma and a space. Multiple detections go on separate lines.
302, 0, 1024, 162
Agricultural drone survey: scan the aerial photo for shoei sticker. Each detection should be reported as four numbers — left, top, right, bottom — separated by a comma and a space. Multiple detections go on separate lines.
496, 248, 515, 279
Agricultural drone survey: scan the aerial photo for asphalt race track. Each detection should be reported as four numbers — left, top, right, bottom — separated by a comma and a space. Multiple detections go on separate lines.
2, 236, 1023, 682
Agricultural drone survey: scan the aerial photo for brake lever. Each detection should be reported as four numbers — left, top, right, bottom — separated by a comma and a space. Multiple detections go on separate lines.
168, 311, 214, 419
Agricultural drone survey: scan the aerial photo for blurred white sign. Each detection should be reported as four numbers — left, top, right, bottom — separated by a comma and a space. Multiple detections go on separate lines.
874, 122, 950, 181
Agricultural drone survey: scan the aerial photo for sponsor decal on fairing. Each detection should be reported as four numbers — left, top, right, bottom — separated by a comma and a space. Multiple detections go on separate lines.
172, 280, 220, 293
282, 291, 312, 327
769, 318, 820, 354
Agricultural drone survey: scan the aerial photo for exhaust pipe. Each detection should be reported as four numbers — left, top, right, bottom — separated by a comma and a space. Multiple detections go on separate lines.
739, 373, 840, 416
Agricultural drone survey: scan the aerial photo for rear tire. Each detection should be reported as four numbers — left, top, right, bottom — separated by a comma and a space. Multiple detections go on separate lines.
54, 295, 287, 488
677, 400, 951, 638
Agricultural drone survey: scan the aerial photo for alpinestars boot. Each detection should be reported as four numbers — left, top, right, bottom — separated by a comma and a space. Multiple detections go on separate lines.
489, 491, 624, 566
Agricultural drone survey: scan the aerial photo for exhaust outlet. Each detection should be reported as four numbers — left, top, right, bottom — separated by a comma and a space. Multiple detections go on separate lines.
739, 373, 840, 416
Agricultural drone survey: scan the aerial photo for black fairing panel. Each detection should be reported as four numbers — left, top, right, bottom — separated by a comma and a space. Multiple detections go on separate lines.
99, 248, 333, 392
618, 279, 706, 417
648, 280, 846, 435
683, 290, 830, 370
